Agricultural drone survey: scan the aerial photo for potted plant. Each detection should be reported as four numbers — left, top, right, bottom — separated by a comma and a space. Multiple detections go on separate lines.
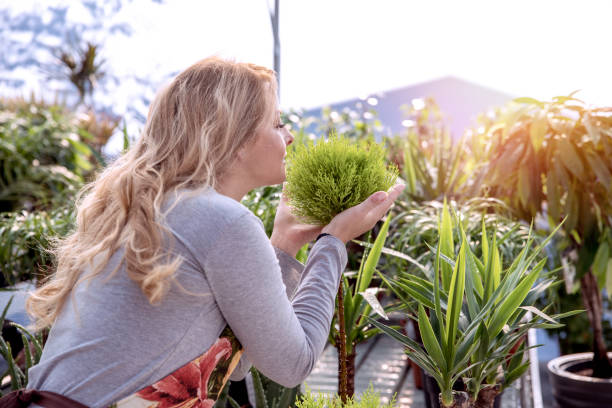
467, 95, 612, 406
383, 198, 538, 407
367, 202, 576, 407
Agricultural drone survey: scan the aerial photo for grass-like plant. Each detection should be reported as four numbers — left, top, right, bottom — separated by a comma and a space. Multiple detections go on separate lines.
0, 297, 45, 394
295, 384, 397, 408
284, 132, 398, 225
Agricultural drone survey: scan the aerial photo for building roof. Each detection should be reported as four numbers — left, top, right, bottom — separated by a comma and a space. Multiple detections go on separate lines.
302, 76, 514, 140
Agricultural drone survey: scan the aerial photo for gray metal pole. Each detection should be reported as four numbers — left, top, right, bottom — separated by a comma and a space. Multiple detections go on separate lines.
269, 0, 280, 99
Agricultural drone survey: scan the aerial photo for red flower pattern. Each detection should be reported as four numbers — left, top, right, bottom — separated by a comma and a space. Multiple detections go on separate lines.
137, 337, 233, 408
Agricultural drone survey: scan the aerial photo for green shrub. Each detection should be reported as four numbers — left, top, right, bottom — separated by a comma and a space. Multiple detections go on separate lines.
0, 98, 98, 213
0, 207, 75, 285
295, 385, 396, 408
285, 133, 398, 225
0, 98, 100, 285
241, 185, 282, 237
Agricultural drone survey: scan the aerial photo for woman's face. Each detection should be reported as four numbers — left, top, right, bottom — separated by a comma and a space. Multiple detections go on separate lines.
241, 108, 294, 188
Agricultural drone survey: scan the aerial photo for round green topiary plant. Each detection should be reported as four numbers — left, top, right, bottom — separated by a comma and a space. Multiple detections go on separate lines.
284, 132, 398, 225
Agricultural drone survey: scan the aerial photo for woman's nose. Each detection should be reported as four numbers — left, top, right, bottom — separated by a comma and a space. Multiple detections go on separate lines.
284, 128, 294, 146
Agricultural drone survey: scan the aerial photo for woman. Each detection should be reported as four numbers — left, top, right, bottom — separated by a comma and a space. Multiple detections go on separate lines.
15, 57, 403, 407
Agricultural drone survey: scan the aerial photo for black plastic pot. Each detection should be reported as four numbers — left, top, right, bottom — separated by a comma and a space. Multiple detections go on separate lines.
548, 352, 612, 408
422, 372, 501, 408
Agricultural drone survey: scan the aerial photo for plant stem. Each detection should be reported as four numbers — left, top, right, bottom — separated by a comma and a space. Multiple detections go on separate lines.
346, 350, 356, 398
581, 270, 612, 378
337, 279, 348, 403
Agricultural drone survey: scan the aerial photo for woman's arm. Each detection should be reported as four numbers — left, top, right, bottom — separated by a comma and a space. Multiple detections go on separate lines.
203, 213, 346, 387
228, 246, 305, 381
208, 185, 404, 386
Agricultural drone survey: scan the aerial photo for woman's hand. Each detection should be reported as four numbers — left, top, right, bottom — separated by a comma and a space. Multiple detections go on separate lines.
270, 191, 323, 258
321, 184, 405, 244
271, 183, 405, 256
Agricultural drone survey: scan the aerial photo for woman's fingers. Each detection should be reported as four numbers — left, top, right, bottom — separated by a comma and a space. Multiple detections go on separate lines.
359, 184, 405, 223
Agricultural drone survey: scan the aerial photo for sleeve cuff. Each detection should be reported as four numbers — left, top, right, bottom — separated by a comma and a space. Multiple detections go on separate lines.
312, 234, 348, 270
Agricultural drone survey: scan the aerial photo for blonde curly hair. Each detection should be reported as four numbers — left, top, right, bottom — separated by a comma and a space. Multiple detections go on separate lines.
27, 57, 277, 329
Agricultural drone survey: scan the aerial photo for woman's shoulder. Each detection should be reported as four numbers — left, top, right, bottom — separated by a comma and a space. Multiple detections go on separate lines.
163, 188, 260, 235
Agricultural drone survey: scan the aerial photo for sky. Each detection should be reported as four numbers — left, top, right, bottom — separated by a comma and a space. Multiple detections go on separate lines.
111, 0, 612, 109
1, 0, 611, 133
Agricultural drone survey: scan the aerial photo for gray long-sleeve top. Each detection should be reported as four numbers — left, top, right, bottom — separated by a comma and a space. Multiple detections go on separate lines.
27, 189, 348, 407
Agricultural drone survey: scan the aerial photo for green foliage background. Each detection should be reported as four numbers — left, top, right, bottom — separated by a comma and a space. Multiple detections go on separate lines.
0, 99, 102, 285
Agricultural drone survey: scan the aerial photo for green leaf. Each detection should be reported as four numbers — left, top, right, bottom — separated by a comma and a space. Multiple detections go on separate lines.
366, 317, 423, 352
276, 386, 299, 408
418, 304, 447, 372
122, 121, 130, 153
20, 332, 32, 381
558, 137, 585, 180
513, 97, 545, 107
359, 289, 388, 320
504, 361, 530, 389
445, 239, 466, 362
352, 240, 428, 274
475, 322, 489, 364
546, 169, 561, 222
481, 218, 489, 270
392, 278, 436, 309
227, 397, 241, 408
607, 259, 612, 300
440, 200, 454, 292
0, 296, 14, 327
488, 268, 540, 338
483, 232, 498, 302
403, 148, 417, 194
586, 150, 612, 188
529, 113, 547, 152
519, 306, 559, 324
492, 245, 502, 291
250, 368, 269, 408
295, 243, 309, 264
551, 310, 584, 320
518, 164, 531, 209
461, 227, 482, 319
358, 215, 391, 294
593, 241, 610, 288
433, 236, 446, 344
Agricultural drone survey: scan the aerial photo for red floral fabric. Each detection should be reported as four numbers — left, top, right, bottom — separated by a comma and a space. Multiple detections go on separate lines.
117, 326, 243, 408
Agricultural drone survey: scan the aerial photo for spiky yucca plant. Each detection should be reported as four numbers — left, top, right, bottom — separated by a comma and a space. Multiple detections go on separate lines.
284, 132, 398, 225
369, 202, 579, 408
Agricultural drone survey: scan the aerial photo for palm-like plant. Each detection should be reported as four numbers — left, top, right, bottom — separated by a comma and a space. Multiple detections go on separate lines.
468, 94, 612, 377
51, 41, 106, 107
329, 215, 399, 402
368, 202, 577, 408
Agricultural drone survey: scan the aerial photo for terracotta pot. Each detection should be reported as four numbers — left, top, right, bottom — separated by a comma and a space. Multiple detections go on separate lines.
548, 352, 612, 408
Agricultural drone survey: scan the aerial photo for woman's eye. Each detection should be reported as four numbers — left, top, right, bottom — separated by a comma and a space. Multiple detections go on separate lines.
276, 122, 286, 129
